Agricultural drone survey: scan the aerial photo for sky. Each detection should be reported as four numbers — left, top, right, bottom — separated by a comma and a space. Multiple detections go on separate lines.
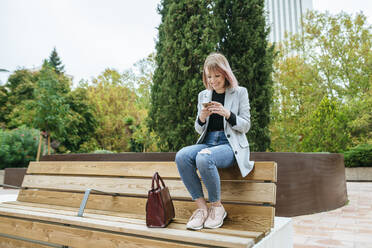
0, 0, 371, 85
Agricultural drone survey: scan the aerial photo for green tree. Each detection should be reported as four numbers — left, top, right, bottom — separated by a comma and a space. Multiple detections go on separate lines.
149, 0, 218, 151
122, 53, 160, 152
132, 53, 156, 110
214, 0, 275, 151
270, 54, 324, 151
32, 62, 71, 145
301, 97, 349, 152
58, 83, 97, 153
0, 85, 8, 127
86, 69, 143, 152
48, 47, 65, 74
2, 69, 39, 128
346, 88, 372, 145
270, 11, 371, 152
290, 11, 371, 99
1, 63, 96, 153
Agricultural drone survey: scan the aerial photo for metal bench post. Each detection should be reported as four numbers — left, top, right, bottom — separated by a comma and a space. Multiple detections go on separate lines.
78, 189, 92, 217
0, 184, 26, 189
77, 189, 119, 217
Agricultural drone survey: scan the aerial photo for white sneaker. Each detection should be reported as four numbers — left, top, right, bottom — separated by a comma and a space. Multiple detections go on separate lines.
204, 205, 227, 229
186, 208, 208, 230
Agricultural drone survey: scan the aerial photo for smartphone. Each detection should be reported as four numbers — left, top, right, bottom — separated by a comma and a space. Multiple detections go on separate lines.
202, 102, 212, 108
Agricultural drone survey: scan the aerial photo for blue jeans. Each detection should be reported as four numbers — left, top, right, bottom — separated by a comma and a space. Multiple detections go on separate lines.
175, 131, 236, 203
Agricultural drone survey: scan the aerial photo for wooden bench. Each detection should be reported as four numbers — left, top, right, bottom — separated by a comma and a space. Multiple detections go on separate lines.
0, 160, 277, 248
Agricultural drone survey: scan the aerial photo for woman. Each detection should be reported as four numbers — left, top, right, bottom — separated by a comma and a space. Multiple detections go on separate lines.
175, 52, 254, 230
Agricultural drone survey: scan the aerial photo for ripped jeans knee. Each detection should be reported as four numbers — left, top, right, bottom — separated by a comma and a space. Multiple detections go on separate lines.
196, 149, 215, 174
199, 148, 212, 155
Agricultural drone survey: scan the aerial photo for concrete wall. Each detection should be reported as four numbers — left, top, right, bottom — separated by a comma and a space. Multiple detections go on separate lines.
4, 168, 27, 187
346, 167, 372, 181
0, 170, 4, 185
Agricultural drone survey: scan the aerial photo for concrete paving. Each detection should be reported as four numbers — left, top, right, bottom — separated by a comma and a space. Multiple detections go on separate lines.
0, 182, 371, 247
0, 189, 19, 196
0, 189, 18, 202
292, 182, 372, 248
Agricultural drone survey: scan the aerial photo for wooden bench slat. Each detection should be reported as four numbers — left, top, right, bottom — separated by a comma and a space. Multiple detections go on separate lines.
21, 175, 276, 204
0, 235, 51, 248
27, 161, 277, 182
1, 202, 265, 241
16, 190, 274, 231
0, 207, 255, 248
0, 215, 199, 248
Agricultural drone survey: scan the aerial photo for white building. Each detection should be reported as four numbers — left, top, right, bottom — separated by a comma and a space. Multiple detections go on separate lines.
265, 0, 313, 42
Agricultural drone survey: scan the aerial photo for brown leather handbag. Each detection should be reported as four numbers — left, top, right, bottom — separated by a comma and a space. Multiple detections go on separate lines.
146, 172, 175, 228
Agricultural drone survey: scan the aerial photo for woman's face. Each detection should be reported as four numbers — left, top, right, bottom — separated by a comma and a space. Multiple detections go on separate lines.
206, 68, 226, 93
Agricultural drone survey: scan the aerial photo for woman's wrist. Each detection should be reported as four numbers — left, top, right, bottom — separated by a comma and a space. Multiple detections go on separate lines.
225, 111, 231, 119
226, 112, 237, 126
199, 116, 206, 123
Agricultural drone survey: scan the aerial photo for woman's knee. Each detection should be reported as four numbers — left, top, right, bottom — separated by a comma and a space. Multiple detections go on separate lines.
195, 149, 213, 172
175, 147, 187, 165
175, 146, 196, 170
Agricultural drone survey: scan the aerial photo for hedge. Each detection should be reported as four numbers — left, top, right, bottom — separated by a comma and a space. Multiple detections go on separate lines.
344, 144, 372, 167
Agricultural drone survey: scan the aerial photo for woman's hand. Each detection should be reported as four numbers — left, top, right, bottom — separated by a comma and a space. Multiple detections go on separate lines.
208, 101, 231, 119
199, 105, 212, 123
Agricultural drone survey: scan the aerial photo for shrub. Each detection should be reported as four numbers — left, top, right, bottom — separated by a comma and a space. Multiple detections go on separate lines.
92, 150, 114, 154
344, 144, 372, 167
0, 126, 41, 169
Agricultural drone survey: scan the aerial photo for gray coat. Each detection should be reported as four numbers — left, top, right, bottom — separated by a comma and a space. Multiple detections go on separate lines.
194, 86, 254, 177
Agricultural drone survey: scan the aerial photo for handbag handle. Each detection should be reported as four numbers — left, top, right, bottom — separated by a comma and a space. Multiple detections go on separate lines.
151, 172, 166, 190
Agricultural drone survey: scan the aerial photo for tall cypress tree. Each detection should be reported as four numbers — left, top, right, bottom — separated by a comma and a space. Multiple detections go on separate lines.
149, 0, 218, 151
214, 0, 275, 151
48, 47, 65, 74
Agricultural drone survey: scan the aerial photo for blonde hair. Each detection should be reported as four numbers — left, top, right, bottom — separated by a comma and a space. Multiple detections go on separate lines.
202, 52, 238, 89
